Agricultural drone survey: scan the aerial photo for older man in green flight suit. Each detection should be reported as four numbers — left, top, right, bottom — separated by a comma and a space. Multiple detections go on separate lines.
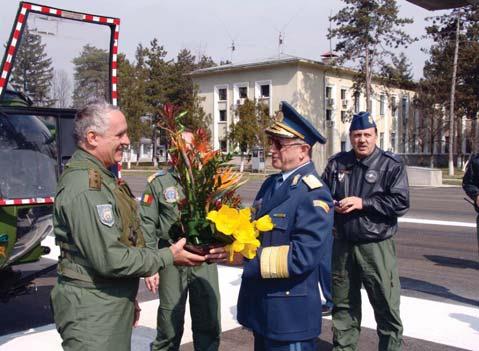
140, 131, 222, 351
50, 102, 226, 351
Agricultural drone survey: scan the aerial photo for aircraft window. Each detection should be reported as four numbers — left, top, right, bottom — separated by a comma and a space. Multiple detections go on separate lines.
0, 113, 57, 199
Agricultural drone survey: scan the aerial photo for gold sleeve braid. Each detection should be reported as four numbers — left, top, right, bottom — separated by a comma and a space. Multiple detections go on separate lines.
260, 245, 290, 279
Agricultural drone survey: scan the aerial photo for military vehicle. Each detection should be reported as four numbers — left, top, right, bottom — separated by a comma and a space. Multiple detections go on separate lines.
0, 2, 120, 301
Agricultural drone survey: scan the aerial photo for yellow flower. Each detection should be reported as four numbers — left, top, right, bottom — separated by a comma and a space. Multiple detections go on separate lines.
240, 240, 260, 259
239, 207, 252, 221
234, 216, 256, 241
255, 215, 274, 232
207, 205, 240, 235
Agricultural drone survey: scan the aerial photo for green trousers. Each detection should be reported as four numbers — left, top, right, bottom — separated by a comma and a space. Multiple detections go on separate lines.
51, 281, 137, 351
151, 263, 221, 351
332, 237, 403, 351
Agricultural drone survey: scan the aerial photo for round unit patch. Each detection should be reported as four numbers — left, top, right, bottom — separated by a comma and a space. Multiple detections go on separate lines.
365, 170, 378, 183
163, 187, 179, 203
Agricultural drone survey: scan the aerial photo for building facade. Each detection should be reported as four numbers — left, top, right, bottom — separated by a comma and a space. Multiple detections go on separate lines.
191, 56, 417, 169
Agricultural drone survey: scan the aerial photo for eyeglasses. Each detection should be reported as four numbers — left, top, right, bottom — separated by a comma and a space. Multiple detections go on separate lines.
270, 139, 307, 151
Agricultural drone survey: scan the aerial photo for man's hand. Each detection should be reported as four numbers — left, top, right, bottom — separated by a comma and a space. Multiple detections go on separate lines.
228, 252, 245, 266
132, 299, 141, 327
169, 238, 206, 266
335, 196, 363, 214
205, 246, 229, 263
144, 273, 159, 294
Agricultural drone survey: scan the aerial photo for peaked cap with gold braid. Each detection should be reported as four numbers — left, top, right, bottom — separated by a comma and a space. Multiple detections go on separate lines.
266, 101, 327, 146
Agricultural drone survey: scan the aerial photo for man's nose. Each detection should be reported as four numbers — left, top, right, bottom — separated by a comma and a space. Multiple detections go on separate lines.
122, 134, 130, 146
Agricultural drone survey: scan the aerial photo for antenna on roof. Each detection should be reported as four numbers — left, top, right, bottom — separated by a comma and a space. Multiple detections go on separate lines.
278, 32, 285, 57
229, 40, 236, 62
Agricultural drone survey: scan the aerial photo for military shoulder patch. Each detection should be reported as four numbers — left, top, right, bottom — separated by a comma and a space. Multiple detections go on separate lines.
313, 200, 330, 213
147, 169, 167, 184
88, 169, 101, 190
96, 204, 114, 227
302, 174, 323, 190
141, 193, 154, 206
163, 186, 179, 203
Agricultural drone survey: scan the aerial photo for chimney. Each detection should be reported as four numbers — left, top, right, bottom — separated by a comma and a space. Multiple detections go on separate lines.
321, 51, 338, 65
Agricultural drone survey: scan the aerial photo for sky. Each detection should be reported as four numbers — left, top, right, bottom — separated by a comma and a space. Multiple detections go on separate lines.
0, 0, 449, 80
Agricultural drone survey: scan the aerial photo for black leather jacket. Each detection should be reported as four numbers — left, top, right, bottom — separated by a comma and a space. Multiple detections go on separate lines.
322, 147, 409, 242
462, 154, 479, 211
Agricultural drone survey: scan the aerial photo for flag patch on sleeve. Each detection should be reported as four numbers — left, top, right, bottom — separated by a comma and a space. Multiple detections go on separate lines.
142, 193, 153, 206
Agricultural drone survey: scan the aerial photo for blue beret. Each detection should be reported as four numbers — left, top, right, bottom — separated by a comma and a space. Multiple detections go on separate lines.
266, 101, 326, 145
349, 111, 376, 132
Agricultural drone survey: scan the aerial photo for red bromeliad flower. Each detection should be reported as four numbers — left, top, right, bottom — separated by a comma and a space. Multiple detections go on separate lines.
156, 103, 246, 246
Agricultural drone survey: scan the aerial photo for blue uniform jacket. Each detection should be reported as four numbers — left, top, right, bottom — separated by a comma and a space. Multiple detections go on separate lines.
237, 162, 334, 341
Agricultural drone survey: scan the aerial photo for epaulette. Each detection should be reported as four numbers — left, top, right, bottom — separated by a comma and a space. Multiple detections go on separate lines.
147, 169, 167, 183
302, 174, 323, 190
88, 168, 101, 190
328, 151, 347, 161
384, 151, 402, 163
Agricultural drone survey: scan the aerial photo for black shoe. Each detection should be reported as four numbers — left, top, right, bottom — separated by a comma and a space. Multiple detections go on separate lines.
322, 305, 333, 316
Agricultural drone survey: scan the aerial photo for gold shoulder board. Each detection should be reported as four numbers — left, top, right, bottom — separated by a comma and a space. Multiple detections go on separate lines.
302, 174, 322, 190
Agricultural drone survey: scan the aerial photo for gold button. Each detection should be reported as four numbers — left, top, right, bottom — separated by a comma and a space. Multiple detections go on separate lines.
285, 291, 290, 295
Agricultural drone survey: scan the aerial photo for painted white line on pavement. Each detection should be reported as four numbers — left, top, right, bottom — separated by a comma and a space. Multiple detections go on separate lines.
399, 217, 475, 228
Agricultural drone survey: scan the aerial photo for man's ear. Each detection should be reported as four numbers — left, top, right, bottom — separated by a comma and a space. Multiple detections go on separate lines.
85, 130, 98, 147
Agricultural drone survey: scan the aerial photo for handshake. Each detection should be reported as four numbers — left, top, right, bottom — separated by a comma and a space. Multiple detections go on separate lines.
168, 237, 228, 266
144, 238, 229, 294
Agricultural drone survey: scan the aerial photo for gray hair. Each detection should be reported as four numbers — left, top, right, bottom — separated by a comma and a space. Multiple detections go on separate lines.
73, 101, 119, 145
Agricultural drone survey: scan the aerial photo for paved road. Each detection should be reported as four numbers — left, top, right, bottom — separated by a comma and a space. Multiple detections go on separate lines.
0, 175, 478, 350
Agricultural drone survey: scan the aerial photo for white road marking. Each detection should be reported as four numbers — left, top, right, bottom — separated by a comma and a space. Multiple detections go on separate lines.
399, 217, 476, 228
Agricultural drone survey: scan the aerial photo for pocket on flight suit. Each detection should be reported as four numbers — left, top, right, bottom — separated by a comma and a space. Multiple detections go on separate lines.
76, 288, 133, 338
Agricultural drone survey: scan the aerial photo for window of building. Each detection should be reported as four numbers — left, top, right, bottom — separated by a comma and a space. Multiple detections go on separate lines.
326, 109, 333, 121
239, 86, 247, 99
341, 141, 346, 152
220, 139, 227, 152
402, 97, 408, 122
341, 89, 346, 100
341, 110, 347, 123
380, 95, 385, 116
219, 109, 227, 122
390, 132, 396, 152
326, 86, 333, 98
354, 92, 360, 113
391, 96, 398, 116
260, 84, 270, 98
218, 88, 227, 101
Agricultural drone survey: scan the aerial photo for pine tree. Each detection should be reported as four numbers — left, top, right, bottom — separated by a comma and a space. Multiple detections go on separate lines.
72, 44, 109, 107
10, 27, 54, 106
328, 0, 416, 111
380, 52, 414, 89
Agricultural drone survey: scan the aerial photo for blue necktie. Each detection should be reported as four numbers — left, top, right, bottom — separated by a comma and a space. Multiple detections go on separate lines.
271, 175, 283, 197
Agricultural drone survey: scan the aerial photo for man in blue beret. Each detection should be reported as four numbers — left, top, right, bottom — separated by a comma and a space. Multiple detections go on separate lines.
235, 101, 334, 351
321, 111, 410, 351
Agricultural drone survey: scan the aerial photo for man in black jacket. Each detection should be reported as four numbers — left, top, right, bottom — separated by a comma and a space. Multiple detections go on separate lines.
462, 153, 479, 255
322, 111, 409, 351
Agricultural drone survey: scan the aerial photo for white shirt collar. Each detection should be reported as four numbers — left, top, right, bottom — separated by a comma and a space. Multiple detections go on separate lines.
281, 161, 311, 182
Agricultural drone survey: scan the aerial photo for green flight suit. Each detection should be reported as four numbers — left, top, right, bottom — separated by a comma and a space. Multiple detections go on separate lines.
51, 149, 174, 351
139, 170, 221, 351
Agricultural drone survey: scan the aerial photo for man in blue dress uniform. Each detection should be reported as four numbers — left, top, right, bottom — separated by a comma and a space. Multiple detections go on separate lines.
236, 101, 334, 351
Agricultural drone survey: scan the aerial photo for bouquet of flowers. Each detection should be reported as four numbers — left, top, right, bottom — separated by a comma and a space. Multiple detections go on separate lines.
157, 104, 273, 260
